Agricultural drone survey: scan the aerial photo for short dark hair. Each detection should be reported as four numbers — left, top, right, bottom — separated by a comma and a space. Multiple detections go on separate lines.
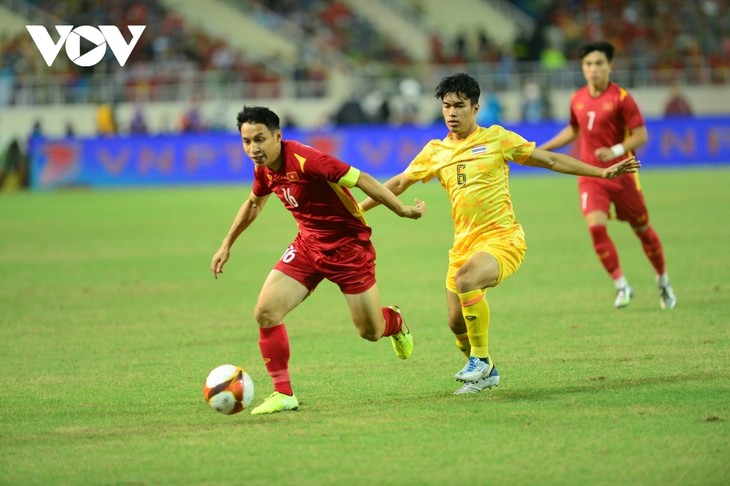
578, 41, 615, 62
434, 73, 480, 106
236, 105, 280, 132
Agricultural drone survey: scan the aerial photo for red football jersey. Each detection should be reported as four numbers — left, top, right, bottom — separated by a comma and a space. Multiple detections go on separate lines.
252, 140, 371, 250
569, 82, 645, 168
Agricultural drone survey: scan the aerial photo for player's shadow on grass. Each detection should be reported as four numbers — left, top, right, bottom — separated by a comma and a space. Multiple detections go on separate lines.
498, 371, 717, 401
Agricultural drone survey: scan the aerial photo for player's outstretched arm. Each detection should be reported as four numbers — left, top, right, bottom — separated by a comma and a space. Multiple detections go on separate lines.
601, 156, 642, 179
211, 192, 270, 279
537, 124, 579, 151
523, 149, 640, 179
359, 172, 418, 212
356, 171, 425, 219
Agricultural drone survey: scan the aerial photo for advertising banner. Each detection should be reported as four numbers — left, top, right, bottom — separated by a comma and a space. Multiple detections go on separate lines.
30, 117, 730, 189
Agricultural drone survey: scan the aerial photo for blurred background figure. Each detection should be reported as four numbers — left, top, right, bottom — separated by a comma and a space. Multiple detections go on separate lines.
96, 103, 118, 136
477, 92, 503, 126
392, 78, 422, 125
0, 138, 29, 191
28, 120, 43, 143
362, 89, 392, 125
280, 113, 299, 129
521, 80, 551, 124
334, 92, 368, 126
129, 105, 149, 135
180, 99, 205, 133
64, 121, 75, 139
664, 82, 694, 118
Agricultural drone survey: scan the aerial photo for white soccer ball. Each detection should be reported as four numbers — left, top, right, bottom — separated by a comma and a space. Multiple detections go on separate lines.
203, 364, 254, 415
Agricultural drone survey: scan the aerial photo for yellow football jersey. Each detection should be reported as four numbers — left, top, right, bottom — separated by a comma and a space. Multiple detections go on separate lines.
405, 125, 535, 263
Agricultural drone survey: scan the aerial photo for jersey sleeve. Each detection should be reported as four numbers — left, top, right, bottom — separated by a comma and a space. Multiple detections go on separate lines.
619, 92, 645, 130
498, 127, 535, 165
251, 166, 272, 197
304, 151, 351, 183
337, 166, 361, 188
404, 143, 436, 182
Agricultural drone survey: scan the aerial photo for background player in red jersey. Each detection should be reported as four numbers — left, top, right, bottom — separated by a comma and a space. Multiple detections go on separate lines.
211, 106, 426, 415
539, 41, 676, 310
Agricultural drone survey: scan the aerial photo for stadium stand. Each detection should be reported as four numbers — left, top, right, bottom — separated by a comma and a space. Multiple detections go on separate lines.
333, 0, 430, 62
0, 0, 728, 139
246, 0, 412, 67
389, 0, 526, 49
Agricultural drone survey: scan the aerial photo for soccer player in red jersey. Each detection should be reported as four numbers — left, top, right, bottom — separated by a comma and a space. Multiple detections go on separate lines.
211, 106, 426, 415
540, 41, 676, 310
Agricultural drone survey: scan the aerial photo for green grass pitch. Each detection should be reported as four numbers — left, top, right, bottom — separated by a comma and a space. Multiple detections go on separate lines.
1, 167, 728, 485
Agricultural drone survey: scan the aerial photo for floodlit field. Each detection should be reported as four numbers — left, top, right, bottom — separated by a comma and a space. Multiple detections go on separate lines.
1, 168, 728, 485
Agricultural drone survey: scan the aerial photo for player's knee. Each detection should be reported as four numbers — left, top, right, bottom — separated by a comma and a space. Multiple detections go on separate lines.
585, 211, 609, 227
455, 270, 494, 293
632, 223, 650, 234
454, 271, 475, 293
253, 304, 281, 327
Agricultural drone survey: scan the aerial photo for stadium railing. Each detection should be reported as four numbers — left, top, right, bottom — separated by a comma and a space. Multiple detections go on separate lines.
2, 59, 727, 107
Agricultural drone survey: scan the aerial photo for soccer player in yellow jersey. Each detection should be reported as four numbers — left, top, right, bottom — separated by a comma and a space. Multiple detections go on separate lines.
360, 73, 639, 394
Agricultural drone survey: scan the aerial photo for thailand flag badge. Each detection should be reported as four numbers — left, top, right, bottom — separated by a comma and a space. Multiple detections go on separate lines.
471, 144, 487, 155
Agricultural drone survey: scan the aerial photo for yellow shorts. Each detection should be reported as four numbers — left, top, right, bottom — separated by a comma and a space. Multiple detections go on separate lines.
445, 233, 527, 293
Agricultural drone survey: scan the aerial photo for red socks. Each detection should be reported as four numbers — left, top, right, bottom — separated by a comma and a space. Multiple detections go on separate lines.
258, 324, 293, 396
636, 227, 666, 275
589, 225, 622, 279
590, 224, 667, 278
258, 309, 406, 397
381, 307, 403, 337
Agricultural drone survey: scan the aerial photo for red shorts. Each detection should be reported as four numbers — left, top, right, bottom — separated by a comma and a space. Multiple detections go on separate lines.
273, 235, 377, 294
577, 173, 649, 226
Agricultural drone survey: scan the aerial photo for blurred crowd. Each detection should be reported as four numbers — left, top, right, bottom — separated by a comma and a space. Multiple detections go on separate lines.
505, 0, 730, 84
2, 0, 729, 107
0, 0, 724, 132
250, 0, 411, 69
0, 0, 314, 105
1, 0, 726, 104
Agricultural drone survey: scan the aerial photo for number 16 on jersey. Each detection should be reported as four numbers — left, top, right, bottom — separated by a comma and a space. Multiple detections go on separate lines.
281, 245, 297, 263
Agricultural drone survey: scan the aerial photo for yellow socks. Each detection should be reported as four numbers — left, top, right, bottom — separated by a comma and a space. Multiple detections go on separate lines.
457, 289, 490, 360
